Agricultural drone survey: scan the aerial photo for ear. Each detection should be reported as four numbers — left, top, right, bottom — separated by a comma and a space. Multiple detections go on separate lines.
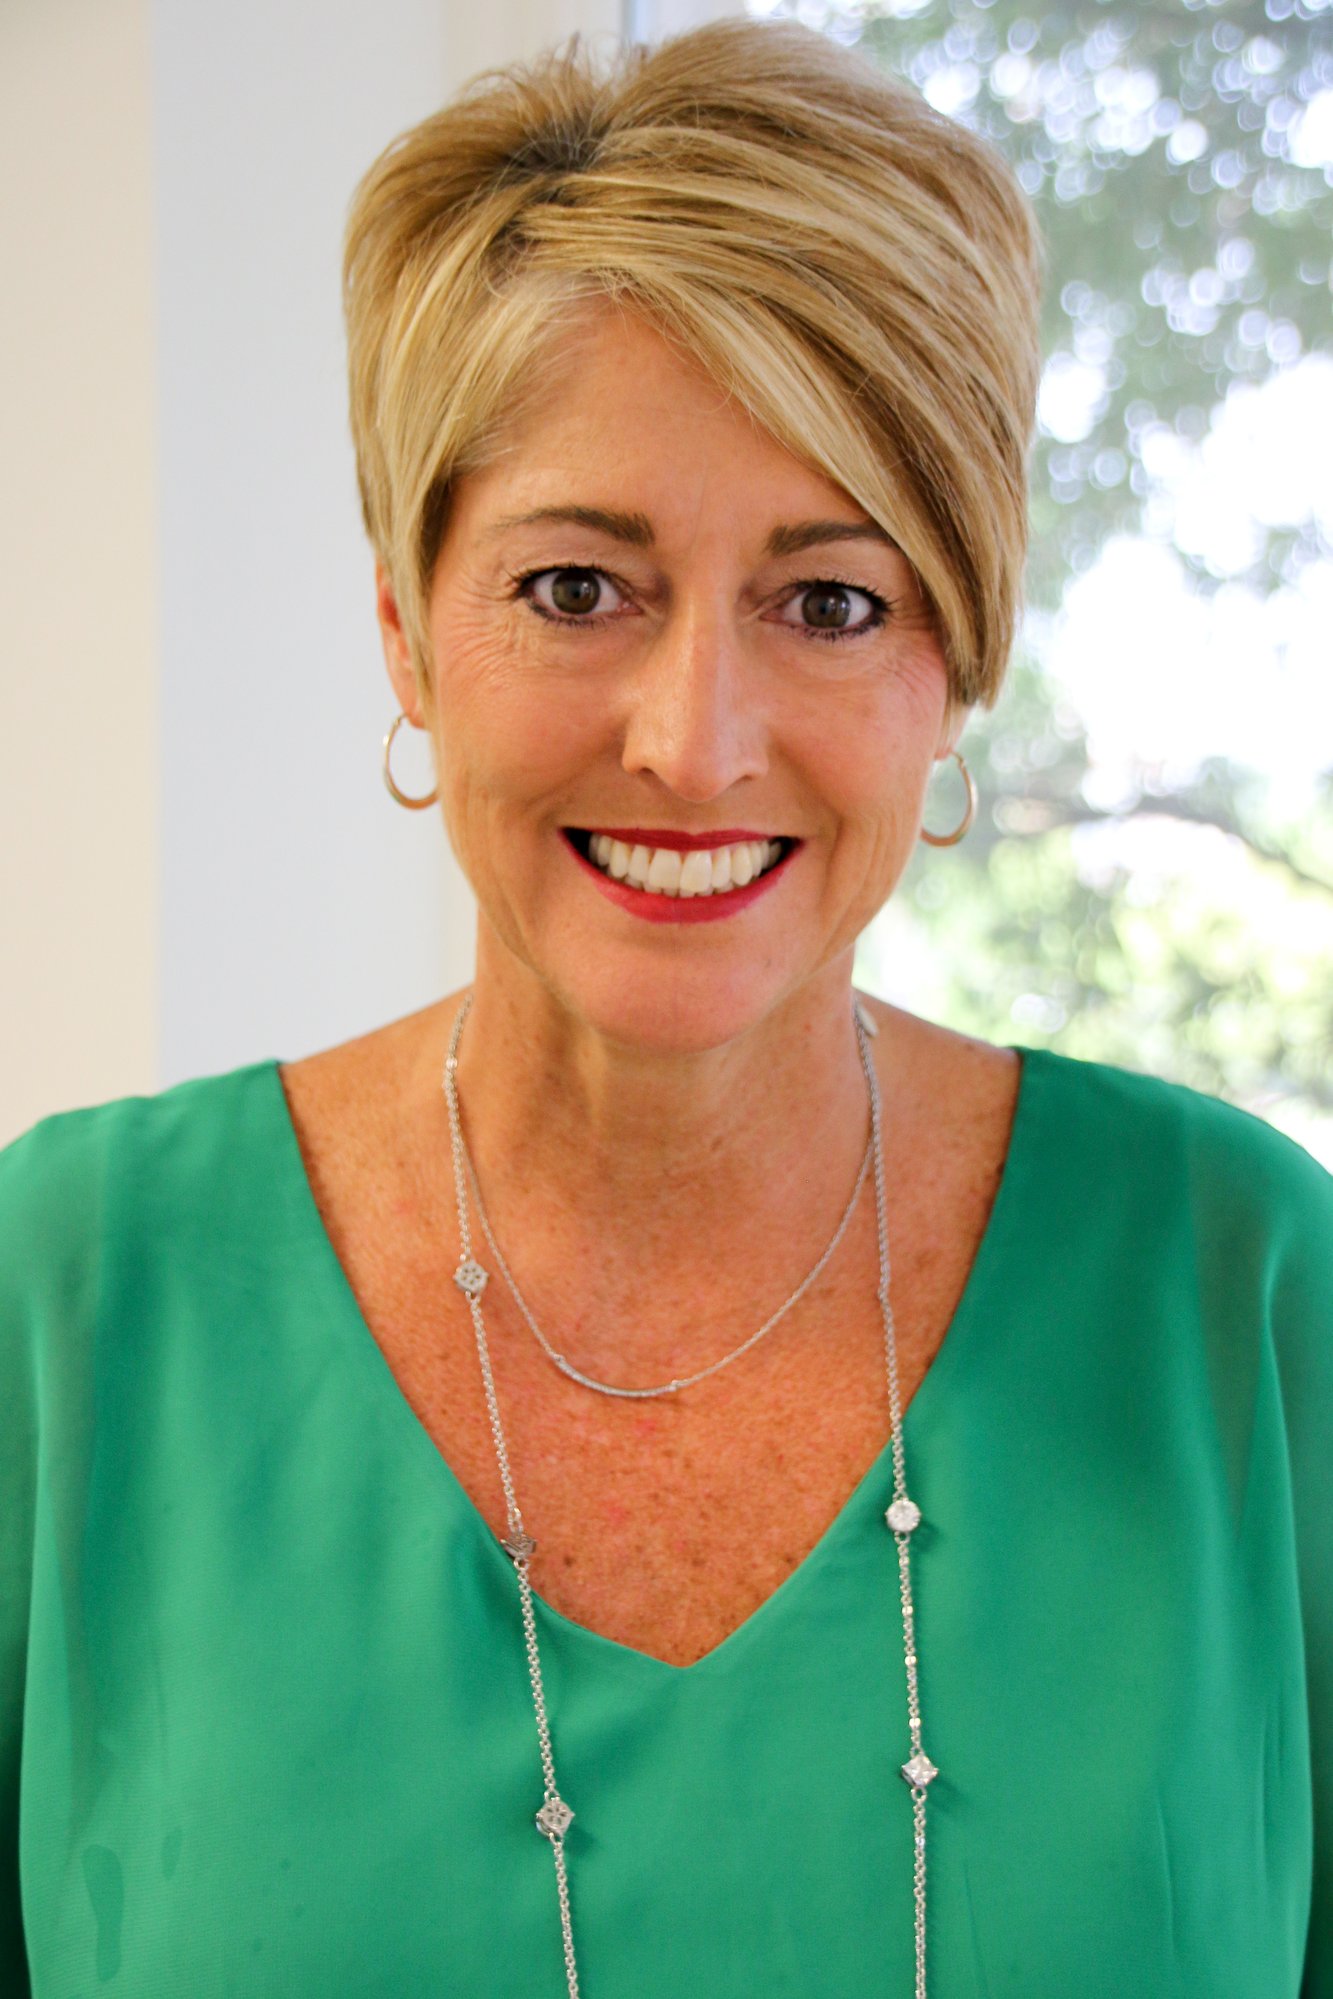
375, 559, 426, 727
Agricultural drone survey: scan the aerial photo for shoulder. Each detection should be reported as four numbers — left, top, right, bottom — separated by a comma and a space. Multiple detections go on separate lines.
0, 1058, 281, 1207
1023, 1041, 1333, 1232
1014, 1043, 1333, 1403
867, 999, 1332, 1260
993, 1045, 1333, 1486
0, 1091, 139, 1321
0, 1059, 283, 1323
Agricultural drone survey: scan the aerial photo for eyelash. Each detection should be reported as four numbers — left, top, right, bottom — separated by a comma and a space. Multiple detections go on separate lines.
506, 565, 893, 645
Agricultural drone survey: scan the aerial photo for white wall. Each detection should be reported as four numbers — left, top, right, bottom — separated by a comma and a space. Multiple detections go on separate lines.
1, 0, 159, 1139
1, 0, 619, 1143
151, 0, 465, 1091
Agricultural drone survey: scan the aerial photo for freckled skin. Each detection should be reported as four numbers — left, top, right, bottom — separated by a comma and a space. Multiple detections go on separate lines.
271, 300, 1024, 1667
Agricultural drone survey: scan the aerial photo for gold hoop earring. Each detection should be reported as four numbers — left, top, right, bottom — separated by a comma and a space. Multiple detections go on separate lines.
382, 711, 438, 810
919, 747, 977, 847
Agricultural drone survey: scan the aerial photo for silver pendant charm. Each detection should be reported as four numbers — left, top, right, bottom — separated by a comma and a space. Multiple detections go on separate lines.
902, 1752, 938, 1789
536, 1793, 575, 1840
454, 1257, 489, 1297
500, 1529, 537, 1562
886, 1496, 921, 1534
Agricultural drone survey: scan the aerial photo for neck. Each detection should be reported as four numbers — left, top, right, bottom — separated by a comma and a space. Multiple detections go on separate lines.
408, 932, 886, 1362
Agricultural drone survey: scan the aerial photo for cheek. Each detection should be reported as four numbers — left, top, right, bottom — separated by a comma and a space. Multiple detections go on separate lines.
433, 642, 607, 836
802, 654, 951, 916
802, 647, 948, 818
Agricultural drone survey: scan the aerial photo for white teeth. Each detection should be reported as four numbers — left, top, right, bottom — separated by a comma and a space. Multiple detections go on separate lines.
646, 847, 682, 893
582, 833, 788, 897
678, 849, 713, 897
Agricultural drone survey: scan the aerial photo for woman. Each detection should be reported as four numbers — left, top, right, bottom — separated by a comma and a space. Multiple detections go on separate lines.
3, 17, 1330, 1997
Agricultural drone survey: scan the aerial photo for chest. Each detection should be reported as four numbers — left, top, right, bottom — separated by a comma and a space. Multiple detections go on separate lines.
283, 1101, 1011, 1670
385, 1261, 949, 1667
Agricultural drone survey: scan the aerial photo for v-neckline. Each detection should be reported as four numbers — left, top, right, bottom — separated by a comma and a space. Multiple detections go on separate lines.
261, 1040, 1043, 1679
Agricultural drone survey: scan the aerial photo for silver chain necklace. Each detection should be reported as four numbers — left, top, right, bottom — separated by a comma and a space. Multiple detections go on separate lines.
441, 987, 937, 1996
455, 1079, 873, 1402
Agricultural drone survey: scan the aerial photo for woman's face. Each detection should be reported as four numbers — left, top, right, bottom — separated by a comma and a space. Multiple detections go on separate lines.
379, 305, 965, 1052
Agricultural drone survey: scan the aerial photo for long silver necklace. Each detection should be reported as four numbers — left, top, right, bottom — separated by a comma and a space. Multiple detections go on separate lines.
441, 988, 936, 1997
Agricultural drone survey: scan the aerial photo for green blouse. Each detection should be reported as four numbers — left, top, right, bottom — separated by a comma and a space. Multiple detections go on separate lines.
2, 1042, 1331, 1997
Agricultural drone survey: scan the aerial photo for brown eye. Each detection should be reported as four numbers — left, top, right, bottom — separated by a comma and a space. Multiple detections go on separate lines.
548, 570, 602, 615
803, 584, 856, 631
516, 566, 629, 624
779, 579, 889, 644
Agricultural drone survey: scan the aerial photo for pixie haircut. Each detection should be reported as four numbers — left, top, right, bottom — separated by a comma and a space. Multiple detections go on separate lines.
342, 16, 1046, 723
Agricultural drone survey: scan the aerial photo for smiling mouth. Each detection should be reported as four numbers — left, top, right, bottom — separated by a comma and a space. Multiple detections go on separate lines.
563, 828, 797, 898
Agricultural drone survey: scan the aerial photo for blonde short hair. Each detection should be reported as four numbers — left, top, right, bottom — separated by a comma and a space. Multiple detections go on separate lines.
342, 16, 1046, 722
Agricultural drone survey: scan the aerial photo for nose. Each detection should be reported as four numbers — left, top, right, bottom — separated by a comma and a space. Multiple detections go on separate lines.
618, 609, 770, 802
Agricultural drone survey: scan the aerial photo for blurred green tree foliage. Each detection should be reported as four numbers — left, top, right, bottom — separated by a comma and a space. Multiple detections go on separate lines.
756, 0, 1333, 1150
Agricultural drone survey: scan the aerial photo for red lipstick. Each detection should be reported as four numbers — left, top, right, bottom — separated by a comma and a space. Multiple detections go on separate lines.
560, 829, 798, 924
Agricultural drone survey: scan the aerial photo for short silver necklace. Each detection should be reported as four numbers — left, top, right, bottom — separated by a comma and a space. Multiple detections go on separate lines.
456, 1073, 873, 1402
441, 988, 937, 1997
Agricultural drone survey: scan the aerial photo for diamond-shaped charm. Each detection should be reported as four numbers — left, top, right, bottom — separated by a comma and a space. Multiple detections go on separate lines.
886, 1497, 922, 1535
902, 1752, 938, 1789
536, 1793, 574, 1841
453, 1258, 489, 1298
500, 1529, 537, 1562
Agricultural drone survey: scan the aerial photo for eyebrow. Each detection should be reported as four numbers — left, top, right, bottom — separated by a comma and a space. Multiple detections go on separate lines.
482, 504, 900, 559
